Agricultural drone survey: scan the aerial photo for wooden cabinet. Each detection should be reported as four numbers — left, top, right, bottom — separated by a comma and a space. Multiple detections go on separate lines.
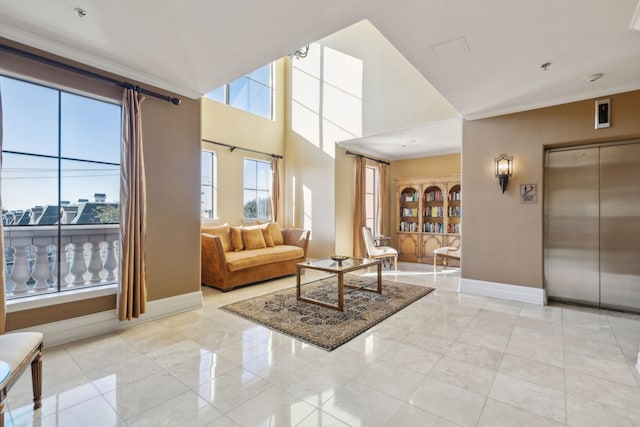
395, 176, 461, 265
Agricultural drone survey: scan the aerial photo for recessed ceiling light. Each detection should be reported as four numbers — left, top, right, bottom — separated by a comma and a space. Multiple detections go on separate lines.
584, 73, 604, 82
74, 7, 87, 18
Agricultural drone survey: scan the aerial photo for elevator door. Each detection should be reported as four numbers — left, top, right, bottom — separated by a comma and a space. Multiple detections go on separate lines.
600, 144, 640, 312
545, 142, 640, 313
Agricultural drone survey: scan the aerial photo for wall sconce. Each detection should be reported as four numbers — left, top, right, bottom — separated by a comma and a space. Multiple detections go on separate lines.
494, 154, 513, 193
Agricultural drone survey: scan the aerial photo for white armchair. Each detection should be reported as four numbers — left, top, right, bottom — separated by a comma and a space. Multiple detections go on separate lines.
362, 227, 398, 272
433, 246, 461, 273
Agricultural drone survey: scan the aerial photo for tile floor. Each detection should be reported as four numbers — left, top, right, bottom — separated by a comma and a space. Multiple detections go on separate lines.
4, 262, 640, 426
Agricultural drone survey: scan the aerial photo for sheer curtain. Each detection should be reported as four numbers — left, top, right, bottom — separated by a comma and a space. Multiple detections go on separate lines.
377, 162, 388, 237
353, 156, 366, 258
270, 156, 280, 223
119, 88, 147, 321
0, 87, 5, 333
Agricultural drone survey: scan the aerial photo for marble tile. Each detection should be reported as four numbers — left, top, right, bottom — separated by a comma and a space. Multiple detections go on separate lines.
564, 371, 640, 415
86, 355, 164, 394
296, 409, 350, 427
386, 403, 459, 427
505, 333, 564, 368
266, 363, 351, 407
564, 350, 638, 386
477, 398, 564, 427
455, 327, 511, 353
356, 359, 426, 400
489, 373, 566, 423
563, 335, 627, 363
126, 391, 225, 426
36, 396, 123, 427
376, 341, 442, 375
320, 380, 404, 427
103, 372, 189, 420
409, 377, 485, 426
427, 356, 496, 395
498, 354, 565, 392
566, 393, 640, 427
226, 385, 316, 427
167, 352, 240, 389
195, 366, 272, 413
446, 341, 504, 371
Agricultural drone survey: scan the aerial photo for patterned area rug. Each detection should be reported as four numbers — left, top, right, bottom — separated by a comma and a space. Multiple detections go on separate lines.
220, 275, 434, 351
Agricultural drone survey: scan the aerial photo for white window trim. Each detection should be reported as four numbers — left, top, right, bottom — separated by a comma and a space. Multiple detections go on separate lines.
6, 284, 117, 313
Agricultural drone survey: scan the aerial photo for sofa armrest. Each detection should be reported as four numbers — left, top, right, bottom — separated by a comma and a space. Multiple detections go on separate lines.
201, 233, 227, 283
281, 228, 310, 257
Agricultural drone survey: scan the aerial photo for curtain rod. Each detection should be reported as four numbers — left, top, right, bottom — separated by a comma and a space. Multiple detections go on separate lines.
346, 150, 390, 165
0, 43, 181, 105
202, 139, 283, 159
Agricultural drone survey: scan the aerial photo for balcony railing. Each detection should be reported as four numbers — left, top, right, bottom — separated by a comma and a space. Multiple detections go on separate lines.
3, 225, 119, 299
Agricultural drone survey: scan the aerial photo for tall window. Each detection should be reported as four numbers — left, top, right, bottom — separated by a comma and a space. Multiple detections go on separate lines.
201, 150, 217, 219
243, 158, 271, 220
1, 75, 121, 299
205, 63, 274, 120
365, 166, 379, 235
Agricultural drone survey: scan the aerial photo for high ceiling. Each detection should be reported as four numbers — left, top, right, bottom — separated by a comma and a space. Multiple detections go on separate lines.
1, 0, 639, 158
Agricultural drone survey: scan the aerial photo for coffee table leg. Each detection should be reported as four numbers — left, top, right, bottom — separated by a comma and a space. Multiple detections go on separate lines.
338, 273, 344, 311
296, 265, 301, 299
377, 261, 382, 293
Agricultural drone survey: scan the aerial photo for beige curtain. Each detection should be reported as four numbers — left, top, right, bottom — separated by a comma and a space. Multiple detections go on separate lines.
353, 156, 366, 257
0, 86, 5, 333
377, 162, 388, 237
119, 88, 147, 321
270, 156, 280, 223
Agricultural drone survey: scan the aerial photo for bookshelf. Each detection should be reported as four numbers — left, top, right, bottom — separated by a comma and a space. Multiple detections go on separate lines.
395, 176, 461, 264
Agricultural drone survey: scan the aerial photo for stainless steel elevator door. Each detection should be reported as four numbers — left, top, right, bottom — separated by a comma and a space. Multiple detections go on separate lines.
545, 148, 600, 306
600, 144, 640, 312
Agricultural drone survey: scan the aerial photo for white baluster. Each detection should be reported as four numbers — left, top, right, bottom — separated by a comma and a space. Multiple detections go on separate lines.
10, 245, 32, 295
4, 247, 16, 295
70, 242, 87, 285
58, 243, 70, 286
87, 240, 103, 283
104, 240, 118, 282
31, 242, 52, 292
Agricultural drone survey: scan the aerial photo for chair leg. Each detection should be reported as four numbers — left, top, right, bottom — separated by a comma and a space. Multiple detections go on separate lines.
1, 399, 5, 427
31, 351, 43, 410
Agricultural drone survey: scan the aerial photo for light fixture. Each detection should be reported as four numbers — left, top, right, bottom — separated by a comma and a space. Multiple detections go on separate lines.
74, 7, 87, 18
494, 154, 513, 193
288, 45, 309, 60
584, 73, 603, 82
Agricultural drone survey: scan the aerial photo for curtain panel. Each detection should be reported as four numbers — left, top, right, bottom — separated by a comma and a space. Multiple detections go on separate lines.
270, 157, 280, 223
353, 156, 366, 258
119, 88, 148, 321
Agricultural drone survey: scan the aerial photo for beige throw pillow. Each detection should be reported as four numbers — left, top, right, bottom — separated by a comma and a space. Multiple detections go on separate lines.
230, 226, 244, 251
242, 227, 266, 250
201, 223, 231, 252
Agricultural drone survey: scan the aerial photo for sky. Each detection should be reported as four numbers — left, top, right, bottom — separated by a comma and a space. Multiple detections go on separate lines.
1, 76, 121, 211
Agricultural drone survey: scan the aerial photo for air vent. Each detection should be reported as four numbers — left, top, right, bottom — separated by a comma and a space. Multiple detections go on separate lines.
431, 37, 470, 60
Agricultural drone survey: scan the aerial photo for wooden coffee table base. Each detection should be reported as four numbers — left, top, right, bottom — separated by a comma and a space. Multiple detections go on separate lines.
296, 258, 382, 312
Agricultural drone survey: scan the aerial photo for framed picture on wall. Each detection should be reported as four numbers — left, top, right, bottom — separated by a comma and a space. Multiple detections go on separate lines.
520, 184, 537, 204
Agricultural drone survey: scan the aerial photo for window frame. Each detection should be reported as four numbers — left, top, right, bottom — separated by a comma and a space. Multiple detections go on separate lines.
204, 63, 275, 120
242, 157, 272, 221
200, 149, 218, 221
365, 165, 379, 236
1, 74, 122, 301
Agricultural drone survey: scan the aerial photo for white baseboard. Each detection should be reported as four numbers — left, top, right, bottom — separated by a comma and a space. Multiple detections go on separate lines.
459, 278, 546, 305
15, 291, 203, 348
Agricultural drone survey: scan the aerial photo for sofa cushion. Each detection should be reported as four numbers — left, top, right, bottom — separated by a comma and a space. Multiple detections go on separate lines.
225, 245, 304, 272
243, 227, 267, 250
230, 226, 244, 251
261, 227, 275, 247
267, 223, 284, 245
202, 223, 231, 252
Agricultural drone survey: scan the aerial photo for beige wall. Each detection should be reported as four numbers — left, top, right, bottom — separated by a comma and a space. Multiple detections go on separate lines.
462, 90, 640, 288
2, 40, 201, 330
201, 59, 286, 226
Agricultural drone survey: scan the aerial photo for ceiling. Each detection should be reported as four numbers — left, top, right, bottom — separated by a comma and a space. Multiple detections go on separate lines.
1, 0, 639, 159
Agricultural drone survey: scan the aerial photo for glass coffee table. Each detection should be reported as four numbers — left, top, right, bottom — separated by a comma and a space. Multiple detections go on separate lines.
296, 257, 382, 311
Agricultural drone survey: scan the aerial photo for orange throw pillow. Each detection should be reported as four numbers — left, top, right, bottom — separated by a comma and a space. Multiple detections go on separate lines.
201, 223, 231, 252
242, 227, 266, 250
230, 226, 244, 251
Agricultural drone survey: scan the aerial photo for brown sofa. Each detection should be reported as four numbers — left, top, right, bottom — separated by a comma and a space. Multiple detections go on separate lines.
201, 223, 310, 291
